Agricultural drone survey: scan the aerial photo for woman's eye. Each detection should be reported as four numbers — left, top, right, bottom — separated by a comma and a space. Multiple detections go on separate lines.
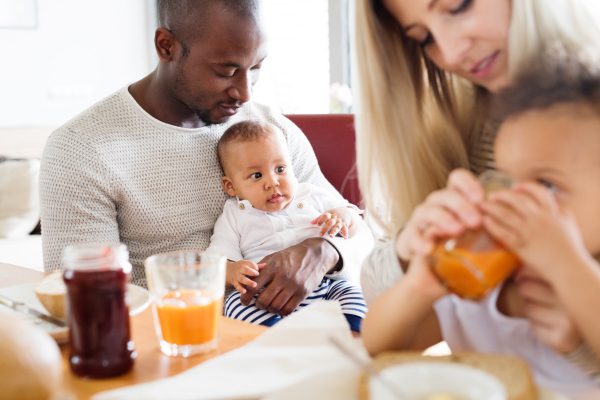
419, 33, 434, 48
276, 166, 285, 173
450, 0, 473, 15
250, 172, 262, 179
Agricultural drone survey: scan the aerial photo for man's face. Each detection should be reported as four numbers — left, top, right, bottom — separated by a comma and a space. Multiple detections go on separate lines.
173, 7, 268, 125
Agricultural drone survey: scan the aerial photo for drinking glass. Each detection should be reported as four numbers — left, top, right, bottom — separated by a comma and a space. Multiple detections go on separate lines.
145, 251, 226, 357
429, 171, 521, 300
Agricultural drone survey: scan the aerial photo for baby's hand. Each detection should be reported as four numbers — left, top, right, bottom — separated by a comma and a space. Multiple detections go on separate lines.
311, 207, 355, 239
226, 261, 266, 294
480, 182, 587, 282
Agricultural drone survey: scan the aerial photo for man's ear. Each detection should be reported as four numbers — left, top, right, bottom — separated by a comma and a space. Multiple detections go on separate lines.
222, 176, 237, 197
154, 27, 180, 63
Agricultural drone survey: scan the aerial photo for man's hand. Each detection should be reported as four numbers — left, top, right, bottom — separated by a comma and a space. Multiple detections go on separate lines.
239, 237, 340, 316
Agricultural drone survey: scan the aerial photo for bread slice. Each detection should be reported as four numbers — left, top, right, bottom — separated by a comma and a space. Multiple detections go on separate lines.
358, 352, 538, 400
33, 272, 67, 320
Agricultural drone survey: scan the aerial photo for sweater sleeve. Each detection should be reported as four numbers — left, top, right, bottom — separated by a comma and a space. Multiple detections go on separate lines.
277, 116, 374, 283
39, 128, 120, 273
360, 237, 405, 305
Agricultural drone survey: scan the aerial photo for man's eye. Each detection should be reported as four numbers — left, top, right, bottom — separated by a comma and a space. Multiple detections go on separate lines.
276, 166, 285, 173
216, 70, 235, 78
250, 172, 262, 179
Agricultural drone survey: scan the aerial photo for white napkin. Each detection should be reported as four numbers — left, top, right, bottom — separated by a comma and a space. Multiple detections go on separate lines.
92, 301, 366, 400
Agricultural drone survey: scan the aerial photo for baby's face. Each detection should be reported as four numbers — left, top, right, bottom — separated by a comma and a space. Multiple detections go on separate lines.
223, 128, 298, 212
495, 103, 600, 254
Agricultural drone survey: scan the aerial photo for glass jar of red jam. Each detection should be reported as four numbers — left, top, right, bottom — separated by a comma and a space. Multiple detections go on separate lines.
62, 243, 136, 378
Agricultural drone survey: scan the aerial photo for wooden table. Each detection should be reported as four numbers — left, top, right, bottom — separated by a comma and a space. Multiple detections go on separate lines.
0, 263, 267, 400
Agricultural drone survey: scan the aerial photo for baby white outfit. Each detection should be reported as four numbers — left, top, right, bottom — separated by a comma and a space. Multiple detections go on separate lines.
434, 284, 599, 397
207, 182, 367, 330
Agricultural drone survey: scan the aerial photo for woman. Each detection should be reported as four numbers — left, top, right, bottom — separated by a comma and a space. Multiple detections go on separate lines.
356, 0, 600, 301
355, 0, 600, 385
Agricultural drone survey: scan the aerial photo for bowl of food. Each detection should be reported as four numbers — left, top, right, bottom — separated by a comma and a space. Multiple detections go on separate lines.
370, 362, 508, 400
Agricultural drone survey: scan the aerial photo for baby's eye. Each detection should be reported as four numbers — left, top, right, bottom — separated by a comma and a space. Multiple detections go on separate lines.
250, 172, 262, 179
276, 166, 285, 173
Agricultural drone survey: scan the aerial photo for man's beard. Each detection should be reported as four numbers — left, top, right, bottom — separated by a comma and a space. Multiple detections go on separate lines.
191, 106, 214, 126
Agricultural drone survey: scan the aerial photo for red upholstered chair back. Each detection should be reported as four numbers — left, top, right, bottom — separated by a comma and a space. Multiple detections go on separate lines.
284, 114, 361, 207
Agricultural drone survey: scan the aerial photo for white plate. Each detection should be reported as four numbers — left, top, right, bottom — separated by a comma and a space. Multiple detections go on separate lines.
370, 362, 507, 400
0, 282, 151, 344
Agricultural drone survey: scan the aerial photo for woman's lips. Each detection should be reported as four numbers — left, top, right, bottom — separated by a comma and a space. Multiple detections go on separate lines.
471, 51, 499, 79
268, 194, 283, 204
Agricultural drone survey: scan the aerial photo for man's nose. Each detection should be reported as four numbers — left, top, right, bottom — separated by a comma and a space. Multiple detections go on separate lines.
228, 71, 253, 104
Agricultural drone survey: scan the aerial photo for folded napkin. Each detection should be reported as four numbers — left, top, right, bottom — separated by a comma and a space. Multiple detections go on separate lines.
93, 301, 366, 400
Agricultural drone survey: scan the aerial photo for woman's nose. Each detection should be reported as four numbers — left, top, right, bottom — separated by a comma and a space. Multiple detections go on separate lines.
432, 27, 472, 70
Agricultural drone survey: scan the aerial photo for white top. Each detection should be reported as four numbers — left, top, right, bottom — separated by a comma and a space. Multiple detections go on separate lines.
207, 183, 361, 263
40, 86, 374, 286
434, 284, 598, 397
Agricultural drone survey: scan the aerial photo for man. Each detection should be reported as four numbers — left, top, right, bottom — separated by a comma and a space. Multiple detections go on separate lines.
40, 0, 373, 316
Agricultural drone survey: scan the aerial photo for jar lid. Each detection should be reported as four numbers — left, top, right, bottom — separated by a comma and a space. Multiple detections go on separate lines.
62, 243, 131, 272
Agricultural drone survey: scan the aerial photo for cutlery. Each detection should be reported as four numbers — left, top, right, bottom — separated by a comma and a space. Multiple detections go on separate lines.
0, 294, 67, 327
328, 334, 412, 400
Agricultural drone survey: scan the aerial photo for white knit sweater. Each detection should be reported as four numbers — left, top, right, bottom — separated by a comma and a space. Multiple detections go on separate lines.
40, 86, 374, 286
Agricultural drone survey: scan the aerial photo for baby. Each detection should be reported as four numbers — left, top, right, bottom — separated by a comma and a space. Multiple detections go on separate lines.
207, 120, 367, 332
362, 52, 600, 397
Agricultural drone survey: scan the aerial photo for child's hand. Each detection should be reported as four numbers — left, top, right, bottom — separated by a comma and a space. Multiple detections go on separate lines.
480, 182, 587, 282
515, 266, 583, 354
226, 261, 266, 294
311, 207, 356, 239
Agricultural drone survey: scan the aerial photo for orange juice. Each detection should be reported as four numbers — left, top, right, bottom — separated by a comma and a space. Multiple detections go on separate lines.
156, 291, 222, 345
431, 241, 521, 300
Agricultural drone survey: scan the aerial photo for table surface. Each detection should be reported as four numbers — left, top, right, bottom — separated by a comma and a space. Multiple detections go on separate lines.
0, 262, 268, 400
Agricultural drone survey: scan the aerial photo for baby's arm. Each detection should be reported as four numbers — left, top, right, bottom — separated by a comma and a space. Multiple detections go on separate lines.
311, 206, 361, 239
482, 182, 600, 359
226, 260, 265, 294
362, 255, 445, 356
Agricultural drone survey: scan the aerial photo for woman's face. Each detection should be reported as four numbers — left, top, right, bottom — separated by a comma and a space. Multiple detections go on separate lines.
384, 0, 511, 92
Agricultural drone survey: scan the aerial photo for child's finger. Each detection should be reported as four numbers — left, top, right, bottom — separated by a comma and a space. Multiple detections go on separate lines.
233, 281, 247, 294
313, 213, 332, 226
257, 263, 267, 270
240, 276, 258, 288
480, 201, 524, 232
486, 190, 531, 220
514, 182, 558, 212
341, 225, 349, 239
242, 266, 260, 277
482, 215, 521, 250
319, 216, 338, 237
329, 221, 344, 238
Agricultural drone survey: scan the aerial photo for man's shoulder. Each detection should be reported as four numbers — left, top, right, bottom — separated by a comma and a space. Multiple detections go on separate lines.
48, 87, 133, 145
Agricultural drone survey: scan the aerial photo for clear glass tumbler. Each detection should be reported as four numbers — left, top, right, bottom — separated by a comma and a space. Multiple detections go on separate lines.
429, 171, 521, 300
144, 251, 226, 357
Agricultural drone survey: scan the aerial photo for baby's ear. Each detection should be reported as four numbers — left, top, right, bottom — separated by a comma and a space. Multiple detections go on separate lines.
222, 176, 237, 197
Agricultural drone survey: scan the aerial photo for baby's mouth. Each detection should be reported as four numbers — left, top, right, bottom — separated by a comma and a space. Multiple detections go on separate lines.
268, 193, 283, 204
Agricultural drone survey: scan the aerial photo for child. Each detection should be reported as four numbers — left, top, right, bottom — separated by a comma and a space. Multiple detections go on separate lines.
207, 120, 367, 333
362, 53, 600, 397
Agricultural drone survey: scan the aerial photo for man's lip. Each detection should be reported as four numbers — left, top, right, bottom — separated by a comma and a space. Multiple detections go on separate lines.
470, 51, 499, 78
268, 194, 283, 204
219, 104, 240, 116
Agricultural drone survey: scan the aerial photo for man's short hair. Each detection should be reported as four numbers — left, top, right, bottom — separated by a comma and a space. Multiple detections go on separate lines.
495, 46, 600, 122
217, 120, 279, 174
158, 0, 260, 54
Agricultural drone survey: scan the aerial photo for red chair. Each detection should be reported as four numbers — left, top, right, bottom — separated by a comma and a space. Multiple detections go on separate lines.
285, 114, 361, 207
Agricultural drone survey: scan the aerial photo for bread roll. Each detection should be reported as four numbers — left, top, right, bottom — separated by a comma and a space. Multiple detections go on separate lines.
33, 271, 66, 320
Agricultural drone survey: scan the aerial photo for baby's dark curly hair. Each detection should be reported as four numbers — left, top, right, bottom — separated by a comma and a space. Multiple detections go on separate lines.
495, 46, 600, 122
217, 120, 278, 174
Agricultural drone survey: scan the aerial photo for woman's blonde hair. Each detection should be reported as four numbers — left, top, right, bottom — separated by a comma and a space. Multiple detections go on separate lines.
355, 0, 600, 238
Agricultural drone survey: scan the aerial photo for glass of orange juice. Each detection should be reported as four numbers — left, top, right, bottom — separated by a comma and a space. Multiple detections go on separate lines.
430, 171, 521, 300
145, 251, 226, 357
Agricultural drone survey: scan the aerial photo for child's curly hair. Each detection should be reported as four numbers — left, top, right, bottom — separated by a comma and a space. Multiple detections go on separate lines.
495, 45, 600, 122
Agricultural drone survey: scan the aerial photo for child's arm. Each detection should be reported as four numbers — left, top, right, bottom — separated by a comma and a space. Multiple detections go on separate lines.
482, 182, 600, 358
226, 260, 265, 294
311, 206, 361, 239
362, 255, 445, 356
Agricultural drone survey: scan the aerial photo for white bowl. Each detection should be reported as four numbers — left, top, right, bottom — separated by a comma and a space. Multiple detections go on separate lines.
370, 362, 508, 400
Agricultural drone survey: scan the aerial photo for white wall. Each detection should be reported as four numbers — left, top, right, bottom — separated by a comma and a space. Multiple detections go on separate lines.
0, 0, 153, 129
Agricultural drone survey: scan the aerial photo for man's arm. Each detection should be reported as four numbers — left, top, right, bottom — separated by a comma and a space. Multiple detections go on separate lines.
40, 129, 119, 273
